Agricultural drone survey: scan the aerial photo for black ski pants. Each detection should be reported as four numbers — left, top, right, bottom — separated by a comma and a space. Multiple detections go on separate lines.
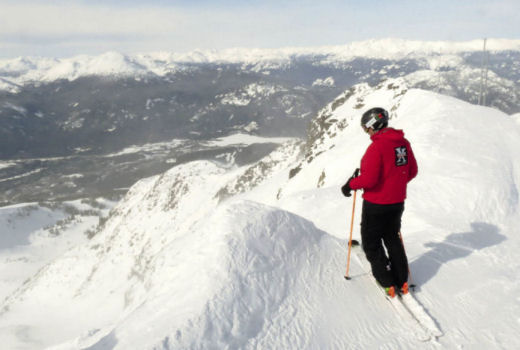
360, 200, 408, 288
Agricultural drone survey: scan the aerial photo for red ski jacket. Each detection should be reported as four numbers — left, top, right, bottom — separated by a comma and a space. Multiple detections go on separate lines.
349, 127, 418, 204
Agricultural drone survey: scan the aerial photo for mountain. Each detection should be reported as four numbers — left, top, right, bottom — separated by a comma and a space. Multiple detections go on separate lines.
1, 39, 519, 207
1, 79, 519, 349
2, 39, 520, 86
1, 39, 519, 159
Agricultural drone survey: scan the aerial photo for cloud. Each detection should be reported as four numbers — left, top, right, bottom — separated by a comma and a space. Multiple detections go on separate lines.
0, 0, 518, 58
0, 1, 337, 57
0, 3, 183, 36
0, 2, 217, 56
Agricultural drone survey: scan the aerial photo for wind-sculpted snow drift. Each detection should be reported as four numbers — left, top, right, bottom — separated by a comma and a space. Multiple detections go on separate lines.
1, 79, 520, 349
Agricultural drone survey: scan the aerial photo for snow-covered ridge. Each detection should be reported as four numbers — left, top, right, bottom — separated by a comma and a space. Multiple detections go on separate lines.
1, 38, 519, 92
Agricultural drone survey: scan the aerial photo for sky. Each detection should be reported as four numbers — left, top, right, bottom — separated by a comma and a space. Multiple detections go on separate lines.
0, 0, 518, 58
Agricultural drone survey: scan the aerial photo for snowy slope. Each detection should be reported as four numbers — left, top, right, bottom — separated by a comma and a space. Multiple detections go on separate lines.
512, 113, 520, 126
1, 80, 520, 349
0, 199, 115, 308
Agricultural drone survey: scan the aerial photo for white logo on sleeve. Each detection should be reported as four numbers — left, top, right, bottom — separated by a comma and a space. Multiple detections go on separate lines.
395, 146, 408, 166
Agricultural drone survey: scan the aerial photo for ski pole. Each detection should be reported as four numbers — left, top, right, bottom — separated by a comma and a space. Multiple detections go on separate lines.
344, 190, 357, 280
399, 231, 415, 289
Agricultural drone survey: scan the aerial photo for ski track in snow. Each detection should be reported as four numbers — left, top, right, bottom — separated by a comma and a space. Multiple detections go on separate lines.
1, 80, 520, 349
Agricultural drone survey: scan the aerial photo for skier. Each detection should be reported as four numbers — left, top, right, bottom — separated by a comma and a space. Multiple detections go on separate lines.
341, 107, 418, 298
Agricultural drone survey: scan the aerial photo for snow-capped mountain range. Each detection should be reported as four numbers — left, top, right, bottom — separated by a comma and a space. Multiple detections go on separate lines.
2, 39, 520, 87
1, 78, 519, 349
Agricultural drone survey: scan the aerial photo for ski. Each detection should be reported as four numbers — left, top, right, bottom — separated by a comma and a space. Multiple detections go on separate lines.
366, 261, 432, 342
376, 278, 432, 341
400, 292, 443, 338
350, 249, 440, 342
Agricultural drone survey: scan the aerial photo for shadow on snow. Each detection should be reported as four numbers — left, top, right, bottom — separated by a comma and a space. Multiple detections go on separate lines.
410, 222, 507, 286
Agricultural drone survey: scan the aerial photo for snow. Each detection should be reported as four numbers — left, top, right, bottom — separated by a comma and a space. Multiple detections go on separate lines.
100, 134, 292, 159
0, 78, 21, 93
0, 168, 44, 183
218, 83, 282, 106
1, 81, 520, 349
152, 38, 520, 64
243, 121, 259, 133
0, 161, 16, 170
312, 76, 335, 87
204, 133, 294, 147
103, 138, 187, 157
220, 94, 251, 106
2, 102, 27, 115
0, 200, 115, 304
512, 113, 520, 126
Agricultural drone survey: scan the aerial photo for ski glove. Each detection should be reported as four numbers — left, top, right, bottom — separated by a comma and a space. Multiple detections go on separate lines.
341, 168, 360, 197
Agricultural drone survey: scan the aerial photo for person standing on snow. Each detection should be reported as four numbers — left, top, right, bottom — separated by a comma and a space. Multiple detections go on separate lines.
341, 107, 418, 298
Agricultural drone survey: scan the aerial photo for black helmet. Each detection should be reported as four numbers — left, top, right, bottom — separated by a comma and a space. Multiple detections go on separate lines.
361, 107, 389, 132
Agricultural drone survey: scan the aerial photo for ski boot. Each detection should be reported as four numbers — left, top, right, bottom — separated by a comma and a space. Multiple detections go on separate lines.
385, 286, 396, 298
400, 282, 409, 295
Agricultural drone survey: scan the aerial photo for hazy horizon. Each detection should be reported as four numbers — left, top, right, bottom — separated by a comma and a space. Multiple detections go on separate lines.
1, 0, 518, 59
